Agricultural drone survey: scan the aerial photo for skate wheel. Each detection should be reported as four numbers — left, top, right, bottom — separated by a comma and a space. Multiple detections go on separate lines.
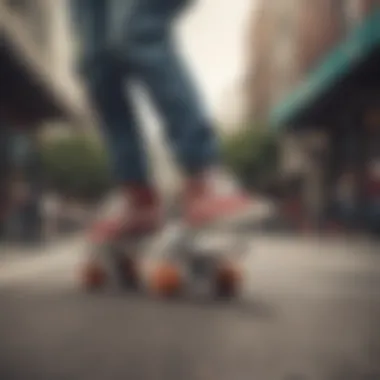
215, 261, 242, 298
81, 260, 107, 291
120, 256, 139, 288
149, 262, 182, 297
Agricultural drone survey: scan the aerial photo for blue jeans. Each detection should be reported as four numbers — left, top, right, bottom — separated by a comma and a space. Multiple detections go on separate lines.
70, 0, 218, 184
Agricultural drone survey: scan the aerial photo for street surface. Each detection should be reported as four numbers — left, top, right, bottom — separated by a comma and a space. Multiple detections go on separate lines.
0, 235, 379, 380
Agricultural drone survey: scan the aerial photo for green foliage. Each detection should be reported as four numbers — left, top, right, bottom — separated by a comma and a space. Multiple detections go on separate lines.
40, 134, 112, 201
221, 125, 279, 190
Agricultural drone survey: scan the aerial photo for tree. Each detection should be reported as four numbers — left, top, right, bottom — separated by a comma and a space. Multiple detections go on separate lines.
221, 125, 279, 192
40, 133, 112, 202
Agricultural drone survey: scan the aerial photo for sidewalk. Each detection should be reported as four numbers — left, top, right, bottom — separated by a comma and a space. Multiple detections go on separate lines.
0, 235, 85, 286
0, 233, 84, 264
247, 234, 380, 265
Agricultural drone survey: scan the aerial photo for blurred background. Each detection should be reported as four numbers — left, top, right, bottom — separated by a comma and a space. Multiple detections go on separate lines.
0, 1, 380, 379
1, 0, 379, 243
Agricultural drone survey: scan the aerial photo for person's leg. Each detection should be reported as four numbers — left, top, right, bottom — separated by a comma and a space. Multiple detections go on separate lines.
125, 0, 255, 227
69, 0, 161, 238
70, 0, 148, 184
125, 0, 218, 176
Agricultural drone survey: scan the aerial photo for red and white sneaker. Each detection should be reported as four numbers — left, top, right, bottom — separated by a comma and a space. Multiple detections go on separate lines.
88, 185, 162, 244
183, 169, 273, 228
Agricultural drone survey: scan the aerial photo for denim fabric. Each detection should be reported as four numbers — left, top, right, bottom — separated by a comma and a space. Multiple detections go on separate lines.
69, 0, 218, 183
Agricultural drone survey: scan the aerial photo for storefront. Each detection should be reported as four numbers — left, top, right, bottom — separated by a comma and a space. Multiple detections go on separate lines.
270, 9, 380, 234
0, 10, 84, 241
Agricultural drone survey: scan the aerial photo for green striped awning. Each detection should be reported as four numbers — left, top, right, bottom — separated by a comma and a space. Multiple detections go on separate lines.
270, 9, 380, 129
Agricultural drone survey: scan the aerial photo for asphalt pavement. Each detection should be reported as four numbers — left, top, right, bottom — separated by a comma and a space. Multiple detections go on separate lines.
0, 235, 379, 380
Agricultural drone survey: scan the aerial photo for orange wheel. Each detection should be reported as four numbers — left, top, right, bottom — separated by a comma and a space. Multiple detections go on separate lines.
82, 260, 107, 291
215, 261, 242, 298
149, 262, 182, 297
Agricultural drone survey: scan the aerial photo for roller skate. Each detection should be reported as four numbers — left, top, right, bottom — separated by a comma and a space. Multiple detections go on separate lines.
81, 171, 267, 300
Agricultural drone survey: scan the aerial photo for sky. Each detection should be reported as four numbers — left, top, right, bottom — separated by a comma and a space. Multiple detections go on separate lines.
178, 0, 254, 118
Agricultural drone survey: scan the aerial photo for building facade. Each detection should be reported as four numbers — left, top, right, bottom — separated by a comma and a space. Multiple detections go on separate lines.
248, 0, 380, 232
0, 0, 90, 240
248, 0, 378, 124
0, 0, 89, 125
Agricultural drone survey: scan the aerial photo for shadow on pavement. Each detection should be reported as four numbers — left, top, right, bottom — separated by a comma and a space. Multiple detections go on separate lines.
78, 288, 277, 321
